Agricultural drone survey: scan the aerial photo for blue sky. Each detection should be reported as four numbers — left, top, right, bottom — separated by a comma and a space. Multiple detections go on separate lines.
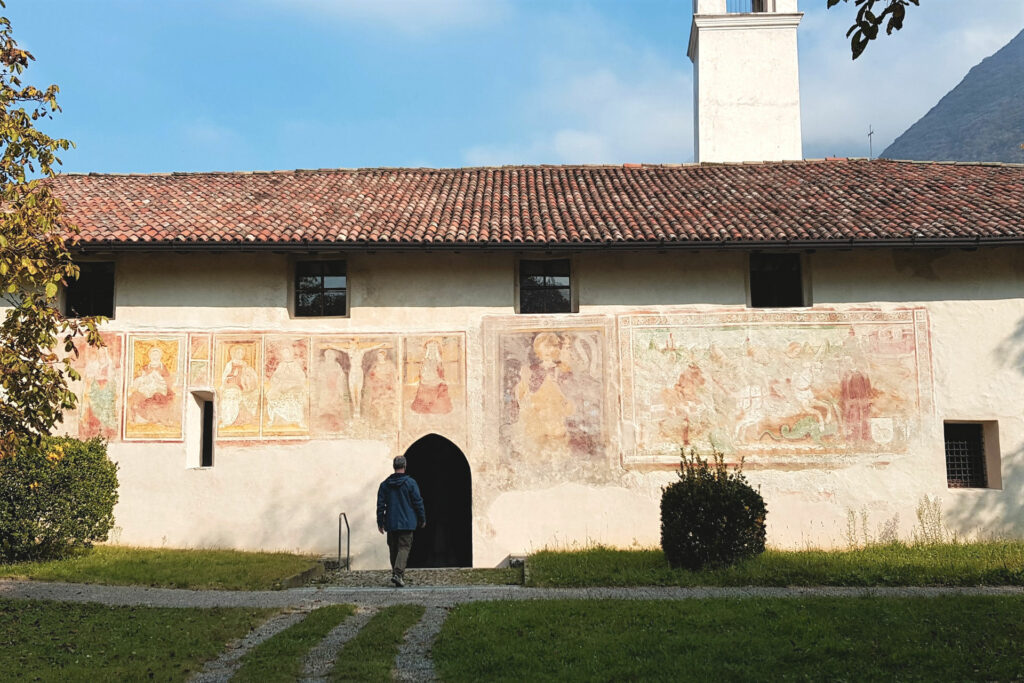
7, 0, 1024, 173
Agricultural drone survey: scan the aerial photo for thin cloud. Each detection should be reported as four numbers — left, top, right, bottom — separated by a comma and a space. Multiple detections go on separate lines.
462, 7, 692, 166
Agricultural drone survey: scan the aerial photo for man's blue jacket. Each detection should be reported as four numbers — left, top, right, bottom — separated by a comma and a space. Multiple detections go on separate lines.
376, 473, 426, 532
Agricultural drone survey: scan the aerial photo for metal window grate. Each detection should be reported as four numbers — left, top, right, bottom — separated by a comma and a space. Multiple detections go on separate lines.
944, 423, 987, 488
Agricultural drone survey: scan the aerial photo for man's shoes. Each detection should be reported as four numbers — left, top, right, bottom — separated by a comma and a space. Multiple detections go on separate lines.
390, 573, 405, 588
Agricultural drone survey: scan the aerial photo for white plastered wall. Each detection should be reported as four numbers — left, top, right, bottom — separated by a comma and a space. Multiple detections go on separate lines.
86, 247, 1024, 567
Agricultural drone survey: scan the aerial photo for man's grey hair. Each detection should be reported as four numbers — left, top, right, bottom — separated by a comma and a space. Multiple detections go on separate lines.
393, 455, 407, 470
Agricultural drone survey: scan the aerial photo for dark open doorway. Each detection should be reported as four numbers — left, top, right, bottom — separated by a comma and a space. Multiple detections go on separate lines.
403, 434, 472, 568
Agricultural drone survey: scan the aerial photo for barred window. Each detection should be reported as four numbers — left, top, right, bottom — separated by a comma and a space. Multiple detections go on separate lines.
944, 423, 987, 488
295, 261, 347, 317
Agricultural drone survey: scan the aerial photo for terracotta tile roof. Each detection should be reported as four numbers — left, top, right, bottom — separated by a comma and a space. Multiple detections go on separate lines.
50, 158, 1024, 248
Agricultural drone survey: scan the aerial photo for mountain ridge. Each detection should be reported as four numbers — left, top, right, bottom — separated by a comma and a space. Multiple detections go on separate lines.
881, 28, 1024, 163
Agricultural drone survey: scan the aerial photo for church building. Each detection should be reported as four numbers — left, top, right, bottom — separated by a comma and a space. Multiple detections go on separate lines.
51, 0, 1024, 568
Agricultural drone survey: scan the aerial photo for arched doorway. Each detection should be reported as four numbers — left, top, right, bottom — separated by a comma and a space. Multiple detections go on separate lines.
403, 434, 472, 568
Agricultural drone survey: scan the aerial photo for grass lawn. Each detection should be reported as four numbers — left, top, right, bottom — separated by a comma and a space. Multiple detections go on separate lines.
234, 604, 356, 682
331, 604, 426, 682
527, 542, 1024, 587
434, 597, 1024, 682
0, 598, 273, 682
0, 545, 320, 590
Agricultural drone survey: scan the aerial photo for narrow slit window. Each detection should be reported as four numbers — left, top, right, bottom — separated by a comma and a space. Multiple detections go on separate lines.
944, 423, 986, 488
200, 398, 214, 468
295, 260, 347, 317
519, 259, 573, 314
64, 262, 115, 318
749, 253, 805, 308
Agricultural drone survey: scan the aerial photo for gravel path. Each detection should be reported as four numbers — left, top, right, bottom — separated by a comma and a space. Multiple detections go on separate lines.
189, 607, 312, 683
3, 579, 1023, 609
301, 605, 379, 682
393, 605, 447, 682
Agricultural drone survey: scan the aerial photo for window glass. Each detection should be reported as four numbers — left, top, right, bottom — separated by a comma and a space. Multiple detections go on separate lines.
519, 259, 572, 314
294, 260, 347, 317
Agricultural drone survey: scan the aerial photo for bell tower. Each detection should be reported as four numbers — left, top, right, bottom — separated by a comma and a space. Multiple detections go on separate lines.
687, 0, 803, 163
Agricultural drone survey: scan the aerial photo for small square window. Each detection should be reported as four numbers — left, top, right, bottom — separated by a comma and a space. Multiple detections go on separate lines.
519, 259, 573, 314
64, 262, 115, 318
944, 422, 988, 488
295, 260, 347, 317
749, 253, 805, 308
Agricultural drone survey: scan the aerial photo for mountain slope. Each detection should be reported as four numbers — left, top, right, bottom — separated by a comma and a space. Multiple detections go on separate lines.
882, 28, 1024, 163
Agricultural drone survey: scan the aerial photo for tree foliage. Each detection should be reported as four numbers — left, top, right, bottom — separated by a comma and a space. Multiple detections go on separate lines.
0, 2, 99, 458
828, 0, 921, 60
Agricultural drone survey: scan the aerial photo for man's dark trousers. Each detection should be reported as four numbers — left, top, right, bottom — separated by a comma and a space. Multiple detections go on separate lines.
387, 531, 414, 578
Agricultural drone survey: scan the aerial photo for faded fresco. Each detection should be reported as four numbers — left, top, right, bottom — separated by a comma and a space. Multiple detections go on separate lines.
619, 310, 934, 464
215, 336, 262, 438
125, 335, 185, 440
311, 336, 399, 438
263, 336, 310, 437
188, 334, 212, 387
487, 317, 612, 483
402, 334, 466, 445
70, 333, 124, 440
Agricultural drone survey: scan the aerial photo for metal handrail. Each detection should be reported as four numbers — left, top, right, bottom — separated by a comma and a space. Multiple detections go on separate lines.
338, 512, 351, 570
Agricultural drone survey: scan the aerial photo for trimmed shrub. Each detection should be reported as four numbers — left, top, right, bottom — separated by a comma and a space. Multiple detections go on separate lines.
660, 448, 766, 570
0, 436, 119, 562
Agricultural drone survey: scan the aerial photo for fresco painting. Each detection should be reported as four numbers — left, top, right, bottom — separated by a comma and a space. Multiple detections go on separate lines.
71, 333, 124, 440
215, 336, 262, 438
125, 335, 185, 440
311, 336, 399, 438
188, 334, 212, 387
493, 324, 607, 477
263, 336, 310, 437
59, 330, 463, 444
619, 310, 933, 464
402, 334, 466, 444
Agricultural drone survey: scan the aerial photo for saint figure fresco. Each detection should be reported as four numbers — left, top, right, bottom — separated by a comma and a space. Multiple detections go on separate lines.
125, 336, 184, 440
215, 337, 261, 437
401, 334, 466, 447
263, 337, 309, 437
498, 328, 605, 470
73, 333, 123, 440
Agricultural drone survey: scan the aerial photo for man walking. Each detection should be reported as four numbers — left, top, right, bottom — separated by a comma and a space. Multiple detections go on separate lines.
376, 455, 426, 587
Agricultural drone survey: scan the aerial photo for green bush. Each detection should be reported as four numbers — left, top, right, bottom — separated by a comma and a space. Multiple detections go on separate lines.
660, 448, 766, 570
0, 436, 119, 562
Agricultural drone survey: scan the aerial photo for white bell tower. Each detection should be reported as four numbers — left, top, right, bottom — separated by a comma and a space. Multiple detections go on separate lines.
687, 0, 803, 163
